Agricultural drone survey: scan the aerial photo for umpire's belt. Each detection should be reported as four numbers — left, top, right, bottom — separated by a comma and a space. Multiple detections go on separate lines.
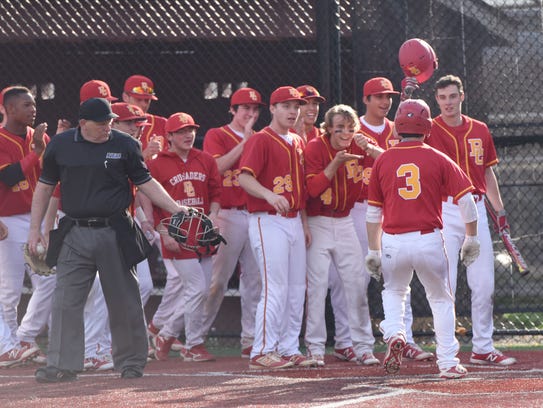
70, 217, 111, 228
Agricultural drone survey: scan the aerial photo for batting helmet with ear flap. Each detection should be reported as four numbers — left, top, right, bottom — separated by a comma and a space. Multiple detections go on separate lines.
398, 38, 438, 84
394, 99, 432, 136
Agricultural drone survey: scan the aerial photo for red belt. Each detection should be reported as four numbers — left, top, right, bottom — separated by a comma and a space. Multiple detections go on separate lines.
315, 209, 350, 218
267, 210, 299, 218
389, 228, 435, 235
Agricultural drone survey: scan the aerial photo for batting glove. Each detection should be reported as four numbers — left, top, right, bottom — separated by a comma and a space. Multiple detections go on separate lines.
365, 249, 382, 281
401, 77, 419, 100
461, 235, 480, 267
496, 210, 510, 234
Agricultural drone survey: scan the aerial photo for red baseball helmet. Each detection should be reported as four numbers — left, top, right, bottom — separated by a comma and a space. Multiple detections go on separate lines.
398, 38, 438, 84
394, 99, 432, 136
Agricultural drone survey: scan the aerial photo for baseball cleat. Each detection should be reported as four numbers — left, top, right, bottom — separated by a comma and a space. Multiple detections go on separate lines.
283, 354, 318, 367
154, 335, 176, 361
333, 347, 357, 362
249, 352, 294, 369
469, 350, 517, 366
241, 346, 252, 359
439, 364, 468, 379
170, 338, 184, 352
356, 352, 380, 366
402, 343, 434, 361
179, 344, 215, 362
83, 355, 114, 371
383, 334, 406, 374
35, 366, 77, 383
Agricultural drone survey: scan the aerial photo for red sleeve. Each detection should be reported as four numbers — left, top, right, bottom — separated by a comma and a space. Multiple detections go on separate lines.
304, 138, 332, 198
206, 153, 223, 204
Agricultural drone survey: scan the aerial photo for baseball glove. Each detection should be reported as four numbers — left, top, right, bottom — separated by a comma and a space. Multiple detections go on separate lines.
164, 208, 227, 256
23, 243, 56, 276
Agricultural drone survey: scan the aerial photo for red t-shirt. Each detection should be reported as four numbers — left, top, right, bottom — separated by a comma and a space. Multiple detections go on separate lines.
304, 134, 370, 217
368, 140, 474, 234
0, 127, 50, 215
427, 115, 498, 194
203, 125, 248, 209
239, 126, 306, 213
148, 148, 222, 259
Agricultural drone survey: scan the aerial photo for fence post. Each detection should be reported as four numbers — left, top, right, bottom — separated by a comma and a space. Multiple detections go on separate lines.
316, 0, 341, 105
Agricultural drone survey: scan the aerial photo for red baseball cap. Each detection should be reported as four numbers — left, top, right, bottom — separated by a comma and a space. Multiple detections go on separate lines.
124, 75, 158, 100
111, 103, 148, 126
80, 80, 117, 103
165, 112, 200, 133
363, 77, 400, 97
230, 88, 265, 106
296, 85, 326, 103
270, 86, 307, 106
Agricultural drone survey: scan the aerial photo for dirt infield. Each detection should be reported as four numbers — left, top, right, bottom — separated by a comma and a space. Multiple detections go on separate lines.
1, 350, 542, 407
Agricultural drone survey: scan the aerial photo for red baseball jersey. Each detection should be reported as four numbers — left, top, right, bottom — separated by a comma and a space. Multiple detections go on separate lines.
357, 117, 398, 202
140, 113, 167, 154
148, 148, 222, 259
203, 125, 248, 209
304, 134, 370, 217
306, 126, 320, 143
239, 126, 306, 213
368, 140, 474, 234
427, 115, 498, 194
0, 127, 50, 216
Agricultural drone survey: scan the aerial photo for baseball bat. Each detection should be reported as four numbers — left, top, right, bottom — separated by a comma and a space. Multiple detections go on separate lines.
484, 198, 529, 276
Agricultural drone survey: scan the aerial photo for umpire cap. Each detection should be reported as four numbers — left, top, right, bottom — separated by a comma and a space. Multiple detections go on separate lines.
79, 98, 119, 122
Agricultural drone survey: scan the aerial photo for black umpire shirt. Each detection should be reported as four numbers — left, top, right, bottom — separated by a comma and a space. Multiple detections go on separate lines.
39, 127, 151, 218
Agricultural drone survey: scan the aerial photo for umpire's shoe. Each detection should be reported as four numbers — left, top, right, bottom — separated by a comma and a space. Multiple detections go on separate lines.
35, 366, 77, 383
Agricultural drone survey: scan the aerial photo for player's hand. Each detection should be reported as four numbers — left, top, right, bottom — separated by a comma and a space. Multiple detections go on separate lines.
401, 77, 419, 101
27, 229, 47, 256
266, 193, 291, 214
243, 115, 258, 140
461, 235, 480, 267
56, 118, 71, 134
141, 221, 157, 244
163, 234, 181, 253
365, 249, 382, 281
143, 135, 163, 160
32, 123, 48, 156
496, 210, 510, 234
0, 220, 8, 241
333, 150, 363, 164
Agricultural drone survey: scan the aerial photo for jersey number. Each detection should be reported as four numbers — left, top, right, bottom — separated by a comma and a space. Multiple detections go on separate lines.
223, 169, 241, 187
397, 163, 421, 200
273, 175, 293, 194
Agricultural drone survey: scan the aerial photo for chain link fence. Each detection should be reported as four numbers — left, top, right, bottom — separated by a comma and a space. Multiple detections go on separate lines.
3, 0, 541, 343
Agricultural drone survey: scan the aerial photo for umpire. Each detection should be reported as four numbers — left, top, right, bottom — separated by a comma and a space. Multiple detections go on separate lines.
27, 98, 187, 382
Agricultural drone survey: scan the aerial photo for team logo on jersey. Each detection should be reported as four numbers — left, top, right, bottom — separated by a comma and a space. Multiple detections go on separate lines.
106, 152, 122, 159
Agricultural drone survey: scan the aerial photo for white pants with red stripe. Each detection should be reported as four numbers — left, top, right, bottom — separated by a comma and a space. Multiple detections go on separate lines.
248, 213, 306, 358
158, 257, 212, 348
203, 208, 261, 349
442, 198, 495, 354
305, 215, 372, 358
0, 214, 55, 345
379, 229, 459, 371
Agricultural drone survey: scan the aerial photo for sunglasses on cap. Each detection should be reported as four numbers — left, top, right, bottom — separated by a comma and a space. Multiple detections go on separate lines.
130, 86, 155, 96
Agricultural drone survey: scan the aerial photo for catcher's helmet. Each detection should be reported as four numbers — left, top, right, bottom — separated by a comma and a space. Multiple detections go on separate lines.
398, 38, 438, 83
394, 99, 432, 136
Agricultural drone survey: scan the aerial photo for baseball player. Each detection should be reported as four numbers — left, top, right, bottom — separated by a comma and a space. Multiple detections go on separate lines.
359, 77, 434, 361
201, 87, 264, 358
238, 86, 315, 369
295, 85, 361, 363
0, 86, 54, 366
426, 74, 516, 365
145, 112, 222, 362
366, 98, 479, 378
122, 74, 166, 161
303, 104, 381, 366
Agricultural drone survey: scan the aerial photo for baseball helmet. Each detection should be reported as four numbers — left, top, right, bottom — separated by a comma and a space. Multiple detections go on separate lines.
394, 99, 432, 136
398, 38, 438, 84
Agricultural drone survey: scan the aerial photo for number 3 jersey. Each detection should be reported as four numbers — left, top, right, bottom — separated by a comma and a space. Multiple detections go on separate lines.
367, 140, 474, 234
239, 126, 306, 213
